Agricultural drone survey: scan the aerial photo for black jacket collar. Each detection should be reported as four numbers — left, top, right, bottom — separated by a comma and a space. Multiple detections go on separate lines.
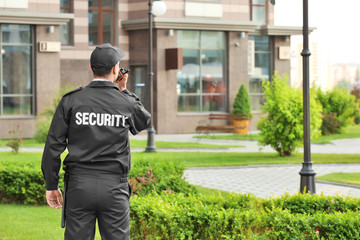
87, 80, 119, 90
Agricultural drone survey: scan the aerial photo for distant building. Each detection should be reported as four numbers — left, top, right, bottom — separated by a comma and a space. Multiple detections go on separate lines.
291, 37, 332, 91
0, 0, 305, 138
332, 64, 360, 90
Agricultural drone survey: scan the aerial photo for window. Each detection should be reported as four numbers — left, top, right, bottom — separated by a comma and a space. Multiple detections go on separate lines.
88, 0, 115, 45
60, 0, 73, 45
177, 30, 227, 112
0, 24, 34, 116
129, 65, 150, 112
248, 35, 272, 111
250, 0, 266, 24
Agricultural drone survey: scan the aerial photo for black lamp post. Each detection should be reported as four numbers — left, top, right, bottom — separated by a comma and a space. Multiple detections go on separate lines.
145, 0, 166, 153
271, 0, 316, 193
298, 0, 316, 194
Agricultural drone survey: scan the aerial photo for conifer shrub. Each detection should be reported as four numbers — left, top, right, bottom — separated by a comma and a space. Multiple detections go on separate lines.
232, 84, 252, 118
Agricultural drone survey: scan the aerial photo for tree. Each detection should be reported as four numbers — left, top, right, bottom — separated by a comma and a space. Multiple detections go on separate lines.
232, 84, 252, 118
257, 72, 322, 156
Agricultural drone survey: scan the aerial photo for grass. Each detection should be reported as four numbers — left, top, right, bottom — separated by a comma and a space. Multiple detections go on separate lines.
317, 172, 360, 186
0, 139, 241, 149
0, 185, 229, 240
0, 139, 44, 147
194, 133, 262, 141
193, 124, 360, 144
312, 125, 360, 144
129, 140, 241, 149
0, 204, 102, 240
2, 151, 360, 168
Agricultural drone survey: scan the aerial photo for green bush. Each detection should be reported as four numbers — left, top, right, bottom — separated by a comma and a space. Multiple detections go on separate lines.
34, 116, 52, 143
130, 193, 360, 240
232, 84, 252, 118
315, 88, 357, 135
0, 154, 64, 205
257, 72, 322, 156
34, 84, 77, 143
0, 153, 195, 204
129, 155, 196, 196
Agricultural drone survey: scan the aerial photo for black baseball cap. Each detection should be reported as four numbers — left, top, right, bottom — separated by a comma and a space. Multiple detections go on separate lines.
90, 43, 126, 69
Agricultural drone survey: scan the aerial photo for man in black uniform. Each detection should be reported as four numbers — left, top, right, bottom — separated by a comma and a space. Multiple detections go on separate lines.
41, 43, 151, 240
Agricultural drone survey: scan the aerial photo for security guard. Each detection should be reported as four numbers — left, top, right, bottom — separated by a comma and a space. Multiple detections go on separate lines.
41, 43, 151, 240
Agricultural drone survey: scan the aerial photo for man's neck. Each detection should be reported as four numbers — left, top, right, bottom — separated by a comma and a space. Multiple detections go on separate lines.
93, 76, 112, 81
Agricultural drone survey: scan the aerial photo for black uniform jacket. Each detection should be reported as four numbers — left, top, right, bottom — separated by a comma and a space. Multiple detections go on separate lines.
41, 80, 151, 190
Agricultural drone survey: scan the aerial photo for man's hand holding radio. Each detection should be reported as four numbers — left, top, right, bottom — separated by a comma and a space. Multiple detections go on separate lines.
116, 73, 128, 91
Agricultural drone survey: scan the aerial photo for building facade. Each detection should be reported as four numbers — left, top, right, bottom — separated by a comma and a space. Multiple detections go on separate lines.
0, 0, 303, 138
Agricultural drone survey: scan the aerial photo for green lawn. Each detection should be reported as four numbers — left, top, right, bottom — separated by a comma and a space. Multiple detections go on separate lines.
194, 133, 262, 141
312, 125, 360, 144
129, 140, 241, 149
193, 124, 360, 144
0, 204, 101, 240
2, 151, 360, 168
0, 139, 241, 149
317, 172, 360, 185
0, 185, 228, 240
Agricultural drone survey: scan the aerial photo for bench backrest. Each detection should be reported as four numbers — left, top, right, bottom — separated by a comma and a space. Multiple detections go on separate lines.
209, 113, 249, 121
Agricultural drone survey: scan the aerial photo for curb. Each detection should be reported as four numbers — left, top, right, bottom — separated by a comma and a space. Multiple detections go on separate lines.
316, 180, 360, 190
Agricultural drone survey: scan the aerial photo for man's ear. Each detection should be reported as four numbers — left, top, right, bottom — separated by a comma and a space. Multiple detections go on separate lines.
89, 64, 93, 72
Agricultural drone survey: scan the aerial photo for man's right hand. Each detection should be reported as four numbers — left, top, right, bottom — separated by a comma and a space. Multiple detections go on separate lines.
116, 73, 128, 91
46, 189, 63, 209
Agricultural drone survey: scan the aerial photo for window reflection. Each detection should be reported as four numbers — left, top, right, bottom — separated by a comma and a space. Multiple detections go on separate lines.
1, 24, 33, 116
249, 35, 271, 111
177, 30, 227, 113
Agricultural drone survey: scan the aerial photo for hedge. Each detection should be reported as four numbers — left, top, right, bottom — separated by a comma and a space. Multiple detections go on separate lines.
0, 153, 195, 204
130, 193, 360, 240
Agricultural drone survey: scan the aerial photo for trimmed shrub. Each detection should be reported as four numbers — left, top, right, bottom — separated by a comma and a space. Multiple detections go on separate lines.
0, 153, 195, 204
0, 155, 64, 205
232, 84, 252, 118
130, 193, 360, 240
257, 72, 322, 156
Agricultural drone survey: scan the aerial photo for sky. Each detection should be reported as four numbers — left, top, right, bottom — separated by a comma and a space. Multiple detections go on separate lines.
274, 0, 360, 64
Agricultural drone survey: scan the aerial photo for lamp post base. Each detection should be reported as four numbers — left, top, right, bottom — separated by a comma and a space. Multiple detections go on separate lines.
299, 162, 316, 194
145, 126, 156, 152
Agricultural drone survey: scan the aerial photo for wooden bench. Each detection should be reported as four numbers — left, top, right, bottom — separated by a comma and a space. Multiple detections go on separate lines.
196, 113, 249, 133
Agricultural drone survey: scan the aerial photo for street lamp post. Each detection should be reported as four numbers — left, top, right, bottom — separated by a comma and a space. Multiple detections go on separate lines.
270, 0, 316, 193
299, 0, 316, 194
145, 0, 166, 153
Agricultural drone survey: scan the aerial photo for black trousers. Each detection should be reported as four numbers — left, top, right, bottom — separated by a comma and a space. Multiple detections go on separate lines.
64, 168, 130, 240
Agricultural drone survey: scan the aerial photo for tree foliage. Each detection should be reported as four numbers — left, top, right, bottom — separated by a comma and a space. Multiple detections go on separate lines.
315, 87, 358, 135
257, 72, 322, 156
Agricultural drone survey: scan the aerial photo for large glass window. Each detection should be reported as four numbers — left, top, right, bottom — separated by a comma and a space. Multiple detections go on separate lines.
177, 30, 227, 113
1, 24, 34, 116
129, 65, 150, 112
60, 0, 73, 45
250, 0, 266, 24
88, 0, 115, 45
249, 35, 271, 111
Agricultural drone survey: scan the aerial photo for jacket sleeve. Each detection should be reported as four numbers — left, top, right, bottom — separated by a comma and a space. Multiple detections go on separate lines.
41, 97, 70, 190
129, 101, 151, 135
122, 90, 151, 135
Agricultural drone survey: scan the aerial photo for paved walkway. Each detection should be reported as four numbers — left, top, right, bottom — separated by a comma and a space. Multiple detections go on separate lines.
131, 133, 360, 154
2, 133, 360, 198
184, 164, 360, 198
